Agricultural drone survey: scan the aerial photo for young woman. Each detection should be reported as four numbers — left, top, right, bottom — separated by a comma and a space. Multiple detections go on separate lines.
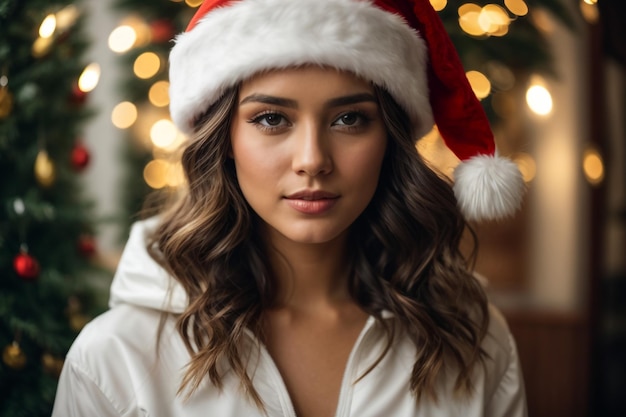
53, 0, 527, 416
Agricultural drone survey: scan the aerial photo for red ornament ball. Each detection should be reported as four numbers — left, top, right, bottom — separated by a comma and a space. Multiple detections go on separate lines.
71, 143, 90, 171
77, 235, 96, 257
13, 253, 40, 280
150, 19, 176, 43
70, 84, 88, 105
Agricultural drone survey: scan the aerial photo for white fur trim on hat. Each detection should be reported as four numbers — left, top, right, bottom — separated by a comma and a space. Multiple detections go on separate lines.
169, 0, 432, 136
453, 154, 526, 221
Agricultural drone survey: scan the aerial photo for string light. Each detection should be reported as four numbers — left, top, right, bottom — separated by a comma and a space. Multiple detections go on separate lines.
78, 63, 101, 93
430, 0, 447, 11
458, 3, 511, 37
55, 5, 80, 32
526, 76, 553, 116
108, 25, 137, 53
166, 162, 185, 187
111, 101, 138, 129
479, 5, 510, 35
583, 147, 604, 185
466, 70, 491, 99
458, 4, 482, 36
148, 81, 170, 107
32, 37, 54, 58
134, 52, 161, 79
143, 158, 184, 189
504, 0, 529, 16
415, 127, 459, 180
39, 15, 57, 38
150, 119, 178, 149
580, 0, 599, 24
185, 0, 203, 7
143, 159, 169, 189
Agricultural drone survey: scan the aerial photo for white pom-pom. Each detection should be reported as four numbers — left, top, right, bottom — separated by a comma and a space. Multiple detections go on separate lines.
453, 154, 525, 222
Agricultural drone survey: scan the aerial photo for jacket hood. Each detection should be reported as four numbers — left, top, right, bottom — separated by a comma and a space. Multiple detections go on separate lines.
109, 218, 188, 313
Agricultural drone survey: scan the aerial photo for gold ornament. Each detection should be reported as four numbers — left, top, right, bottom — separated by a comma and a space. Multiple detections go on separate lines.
0, 88, 13, 119
35, 150, 56, 187
69, 313, 90, 332
2, 342, 27, 370
42, 353, 64, 377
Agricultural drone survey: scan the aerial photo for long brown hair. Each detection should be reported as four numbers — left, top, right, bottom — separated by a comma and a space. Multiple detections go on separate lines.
148, 81, 489, 407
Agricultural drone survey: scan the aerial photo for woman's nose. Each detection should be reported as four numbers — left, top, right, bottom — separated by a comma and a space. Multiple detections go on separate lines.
291, 122, 333, 177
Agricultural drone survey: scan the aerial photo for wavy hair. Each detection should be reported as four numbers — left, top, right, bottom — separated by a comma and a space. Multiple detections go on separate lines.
148, 81, 489, 407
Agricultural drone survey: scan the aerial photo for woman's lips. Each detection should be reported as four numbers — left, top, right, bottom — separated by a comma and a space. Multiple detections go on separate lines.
283, 190, 339, 214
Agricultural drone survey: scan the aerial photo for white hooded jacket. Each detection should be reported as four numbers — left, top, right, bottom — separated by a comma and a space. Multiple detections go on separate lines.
52, 219, 528, 417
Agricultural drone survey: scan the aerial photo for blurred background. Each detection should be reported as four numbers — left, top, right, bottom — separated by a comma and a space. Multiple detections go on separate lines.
0, 0, 624, 416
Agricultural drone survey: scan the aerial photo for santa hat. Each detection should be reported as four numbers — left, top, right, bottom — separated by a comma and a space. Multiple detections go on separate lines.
169, 0, 525, 221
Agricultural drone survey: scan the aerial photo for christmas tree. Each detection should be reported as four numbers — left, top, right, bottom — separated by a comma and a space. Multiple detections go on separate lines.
110, 0, 574, 235
0, 0, 106, 415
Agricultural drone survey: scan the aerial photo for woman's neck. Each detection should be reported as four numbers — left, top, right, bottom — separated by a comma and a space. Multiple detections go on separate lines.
263, 229, 353, 312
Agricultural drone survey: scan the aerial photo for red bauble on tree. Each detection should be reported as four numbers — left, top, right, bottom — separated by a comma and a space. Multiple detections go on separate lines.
69, 83, 88, 105
150, 19, 176, 43
13, 252, 40, 280
77, 235, 96, 257
71, 142, 90, 171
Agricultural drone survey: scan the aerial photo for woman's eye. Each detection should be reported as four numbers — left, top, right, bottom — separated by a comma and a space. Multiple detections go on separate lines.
333, 112, 369, 127
262, 114, 283, 126
253, 113, 286, 127
338, 113, 358, 125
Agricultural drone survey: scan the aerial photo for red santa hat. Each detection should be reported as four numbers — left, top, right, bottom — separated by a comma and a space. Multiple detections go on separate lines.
168, 0, 525, 221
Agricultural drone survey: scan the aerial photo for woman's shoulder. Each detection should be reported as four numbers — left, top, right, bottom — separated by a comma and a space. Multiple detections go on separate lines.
68, 304, 167, 360
479, 303, 526, 408
483, 303, 517, 363
64, 304, 185, 393
55, 305, 194, 415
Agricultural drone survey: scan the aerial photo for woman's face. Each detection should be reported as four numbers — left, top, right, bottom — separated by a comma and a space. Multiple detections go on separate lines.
230, 66, 387, 246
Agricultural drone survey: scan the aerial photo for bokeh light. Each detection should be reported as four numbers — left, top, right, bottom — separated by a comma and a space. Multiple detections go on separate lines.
108, 25, 137, 53
39, 15, 56, 38
526, 78, 553, 116
134, 52, 161, 79
111, 101, 138, 129
78, 63, 101, 93
583, 147, 604, 185
466, 70, 491, 100
430, 0, 447, 11
150, 119, 178, 149
504, 0, 529, 16
148, 81, 170, 107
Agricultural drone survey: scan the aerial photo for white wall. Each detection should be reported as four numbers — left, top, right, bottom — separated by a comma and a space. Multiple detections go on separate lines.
528, 4, 590, 311
82, 0, 124, 255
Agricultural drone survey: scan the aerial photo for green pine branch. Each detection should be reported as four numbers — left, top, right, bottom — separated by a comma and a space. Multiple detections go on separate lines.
0, 0, 108, 415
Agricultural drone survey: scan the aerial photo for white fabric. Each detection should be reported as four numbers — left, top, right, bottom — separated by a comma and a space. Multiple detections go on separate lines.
453, 153, 526, 222
53, 219, 528, 417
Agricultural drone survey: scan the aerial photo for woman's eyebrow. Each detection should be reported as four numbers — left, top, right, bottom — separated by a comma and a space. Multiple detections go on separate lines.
239, 92, 377, 109
239, 94, 298, 108
325, 93, 377, 108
